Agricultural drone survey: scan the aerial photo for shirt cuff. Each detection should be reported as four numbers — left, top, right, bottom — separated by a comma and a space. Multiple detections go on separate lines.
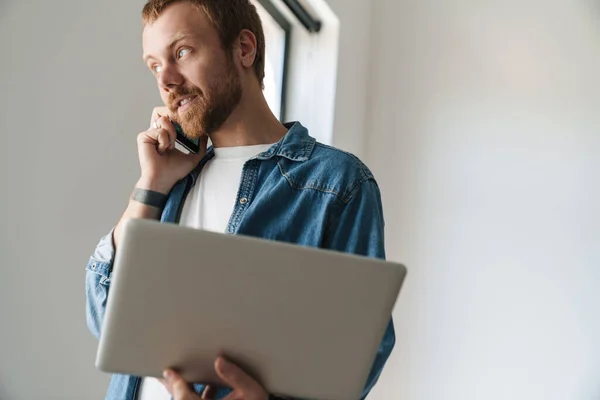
86, 228, 116, 283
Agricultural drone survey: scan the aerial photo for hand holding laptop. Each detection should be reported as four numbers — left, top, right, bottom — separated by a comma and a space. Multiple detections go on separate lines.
161, 357, 268, 400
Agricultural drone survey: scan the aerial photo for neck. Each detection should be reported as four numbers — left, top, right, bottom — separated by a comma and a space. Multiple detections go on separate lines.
207, 85, 288, 148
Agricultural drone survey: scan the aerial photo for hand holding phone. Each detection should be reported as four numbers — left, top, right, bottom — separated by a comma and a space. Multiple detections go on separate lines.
149, 107, 200, 154
137, 107, 206, 194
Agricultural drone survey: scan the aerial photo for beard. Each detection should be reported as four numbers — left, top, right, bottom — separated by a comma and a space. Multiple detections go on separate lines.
167, 59, 242, 140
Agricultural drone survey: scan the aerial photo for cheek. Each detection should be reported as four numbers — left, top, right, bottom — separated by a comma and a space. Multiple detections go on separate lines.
187, 68, 212, 90
159, 89, 170, 105
186, 55, 226, 87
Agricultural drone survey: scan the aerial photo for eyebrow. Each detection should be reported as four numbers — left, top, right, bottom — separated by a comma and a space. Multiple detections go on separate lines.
143, 33, 192, 63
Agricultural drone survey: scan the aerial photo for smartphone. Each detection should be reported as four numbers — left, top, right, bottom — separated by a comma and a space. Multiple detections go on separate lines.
173, 122, 200, 154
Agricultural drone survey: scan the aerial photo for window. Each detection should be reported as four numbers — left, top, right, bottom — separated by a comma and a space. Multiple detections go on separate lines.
253, 0, 339, 145
254, 0, 290, 121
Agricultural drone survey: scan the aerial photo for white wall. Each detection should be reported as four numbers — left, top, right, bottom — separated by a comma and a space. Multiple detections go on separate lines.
325, 0, 373, 158
0, 0, 154, 398
363, 1, 600, 399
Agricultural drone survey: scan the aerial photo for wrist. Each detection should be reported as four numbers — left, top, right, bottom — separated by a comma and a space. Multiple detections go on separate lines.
131, 188, 168, 210
136, 176, 174, 195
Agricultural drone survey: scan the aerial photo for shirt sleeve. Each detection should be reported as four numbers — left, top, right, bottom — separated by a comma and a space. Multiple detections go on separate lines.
325, 178, 396, 400
85, 229, 116, 339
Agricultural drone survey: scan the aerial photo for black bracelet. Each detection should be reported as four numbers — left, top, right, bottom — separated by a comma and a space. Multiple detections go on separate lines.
131, 188, 168, 209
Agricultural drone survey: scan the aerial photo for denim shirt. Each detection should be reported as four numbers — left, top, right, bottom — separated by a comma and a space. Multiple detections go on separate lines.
85, 122, 395, 400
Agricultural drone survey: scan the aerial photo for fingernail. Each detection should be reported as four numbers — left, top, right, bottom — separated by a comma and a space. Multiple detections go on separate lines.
163, 370, 173, 380
218, 358, 231, 375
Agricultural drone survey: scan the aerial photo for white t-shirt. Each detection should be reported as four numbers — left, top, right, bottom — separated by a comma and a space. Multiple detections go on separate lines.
137, 142, 274, 400
179, 143, 274, 232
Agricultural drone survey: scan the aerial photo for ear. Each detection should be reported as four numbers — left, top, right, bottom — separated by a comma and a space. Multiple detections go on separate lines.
235, 29, 258, 69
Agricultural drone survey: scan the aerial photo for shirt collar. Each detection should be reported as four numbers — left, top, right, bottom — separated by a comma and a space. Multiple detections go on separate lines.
254, 121, 316, 162
190, 121, 315, 184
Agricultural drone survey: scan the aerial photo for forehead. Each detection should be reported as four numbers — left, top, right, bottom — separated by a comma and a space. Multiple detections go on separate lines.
142, 2, 217, 58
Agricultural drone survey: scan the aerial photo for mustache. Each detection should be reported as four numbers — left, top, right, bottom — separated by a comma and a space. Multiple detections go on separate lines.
167, 87, 203, 110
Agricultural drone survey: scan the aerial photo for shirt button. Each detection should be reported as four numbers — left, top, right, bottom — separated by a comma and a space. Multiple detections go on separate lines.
240, 197, 248, 205
91, 263, 97, 270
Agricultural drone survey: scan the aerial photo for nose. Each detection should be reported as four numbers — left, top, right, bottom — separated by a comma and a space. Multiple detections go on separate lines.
158, 63, 184, 91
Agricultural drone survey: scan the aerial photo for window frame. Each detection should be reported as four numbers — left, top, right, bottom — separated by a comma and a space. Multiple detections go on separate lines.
255, 0, 292, 122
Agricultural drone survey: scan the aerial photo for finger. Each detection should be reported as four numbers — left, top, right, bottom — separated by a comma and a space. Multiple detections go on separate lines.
201, 385, 217, 399
160, 373, 174, 395
138, 128, 172, 154
159, 378, 172, 394
215, 357, 265, 399
150, 106, 170, 128
163, 369, 198, 400
154, 116, 177, 149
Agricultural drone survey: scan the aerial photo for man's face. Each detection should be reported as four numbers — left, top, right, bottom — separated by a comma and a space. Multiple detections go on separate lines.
142, 2, 242, 139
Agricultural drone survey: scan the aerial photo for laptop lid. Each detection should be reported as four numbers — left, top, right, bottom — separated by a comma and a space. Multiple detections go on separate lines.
96, 219, 406, 400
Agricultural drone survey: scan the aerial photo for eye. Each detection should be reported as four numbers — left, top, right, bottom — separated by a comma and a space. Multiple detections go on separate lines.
177, 48, 191, 58
151, 64, 163, 74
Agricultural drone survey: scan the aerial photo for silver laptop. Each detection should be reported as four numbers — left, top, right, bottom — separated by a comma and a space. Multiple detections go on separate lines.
96, 219, 406, 400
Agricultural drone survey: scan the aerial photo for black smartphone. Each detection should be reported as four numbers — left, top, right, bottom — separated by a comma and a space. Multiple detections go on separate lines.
173, 122, 200, 154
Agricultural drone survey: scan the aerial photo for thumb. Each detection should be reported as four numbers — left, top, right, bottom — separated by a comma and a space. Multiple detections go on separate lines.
215, 357, 262, 396
163, 369, 198, 400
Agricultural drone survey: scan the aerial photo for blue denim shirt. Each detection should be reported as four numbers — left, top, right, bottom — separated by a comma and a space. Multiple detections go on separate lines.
85, 122, 395, 400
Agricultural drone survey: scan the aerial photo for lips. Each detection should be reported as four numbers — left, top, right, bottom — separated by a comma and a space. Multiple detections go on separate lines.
178, 96, 195, 107
171, 95, 198, 111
